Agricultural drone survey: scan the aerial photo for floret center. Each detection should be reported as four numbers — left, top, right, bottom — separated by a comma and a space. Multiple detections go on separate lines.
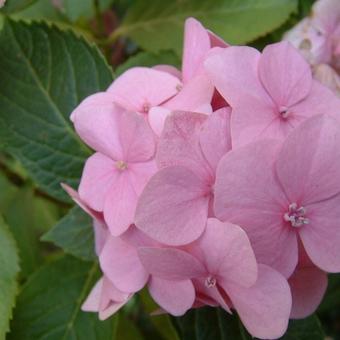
284, 202, 309, 227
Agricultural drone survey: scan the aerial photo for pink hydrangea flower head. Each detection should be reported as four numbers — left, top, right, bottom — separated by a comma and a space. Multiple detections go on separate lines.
138, 219, 292, 339
82, 276, 133, 320
205, 41, 340, 147
71, 92, 157, 236
214, 114, 340, 277
135, 108, 231, 245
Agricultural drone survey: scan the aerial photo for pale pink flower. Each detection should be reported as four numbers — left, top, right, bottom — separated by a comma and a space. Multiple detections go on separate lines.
71, 94, 157, 236
82, 275, 133, 320
214, 115, 340, 277
138, 219, 291, 339
0, 0, 6, 8
205, 41, 340, 147
135, 108, 231, 245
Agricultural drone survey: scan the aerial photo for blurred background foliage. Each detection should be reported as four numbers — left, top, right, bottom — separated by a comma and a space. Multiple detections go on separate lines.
0, 0, 339, 339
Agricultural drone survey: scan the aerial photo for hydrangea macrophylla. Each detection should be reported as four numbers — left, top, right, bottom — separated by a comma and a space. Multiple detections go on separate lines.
135, 108, 231, 245
205, 41, 340, 147
71, 97, 157, 236
284, 0, 340, 96
138, 219, 292, 339
214, 115, 340, 277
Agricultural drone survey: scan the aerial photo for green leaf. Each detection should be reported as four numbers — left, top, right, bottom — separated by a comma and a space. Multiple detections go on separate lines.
0, 19, 113, 202
0, 215, 20, 339
114, 0, 298, 55
9, 255, 118, 340
115, 51, 181, 76
173, 307, 251, 340
62, 0, 113, 22
3, 186, 43, 278
42, 206, 95, 261
1, 0, 38, 13
280, 315, 325, 340
318, 273, 340, 313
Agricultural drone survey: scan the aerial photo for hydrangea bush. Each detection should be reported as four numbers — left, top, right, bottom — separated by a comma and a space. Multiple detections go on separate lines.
0, 0, 339, 339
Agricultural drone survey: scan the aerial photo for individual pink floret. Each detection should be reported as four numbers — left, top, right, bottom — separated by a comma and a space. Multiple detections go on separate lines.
71, 94, 157, 236
214, 115, 340, 277
205, 41, 340, 147
138, 218, 292, 339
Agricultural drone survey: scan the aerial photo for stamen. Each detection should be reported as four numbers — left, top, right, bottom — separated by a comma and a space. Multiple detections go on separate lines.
176, 83, 183, 92
279, 106, 290, 119
115, 160, 128, 171
284, 202, 309, 228
205, 276, 217, 288
142, 103, 150, 113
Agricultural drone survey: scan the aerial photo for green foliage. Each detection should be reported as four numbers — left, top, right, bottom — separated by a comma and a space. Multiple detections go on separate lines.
1, 0, 38, 13
8, 255, 118, 340
173, 308, 252, 340
114, 0, 298, 55
115, 51, 181, 76
42, 206, 96, 261
3, 186, 43, 277
0, 216, 20, 340
0, 19, 113, 202
281, 315, 325, 340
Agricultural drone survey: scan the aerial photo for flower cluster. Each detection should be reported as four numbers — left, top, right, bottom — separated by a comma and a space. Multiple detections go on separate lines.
284, 0, 340, 96
65, 17, 340, 339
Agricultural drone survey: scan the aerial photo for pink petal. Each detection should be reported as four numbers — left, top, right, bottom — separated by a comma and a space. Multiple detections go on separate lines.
103, 171, 137, 236
82, 277, 132, 320
127, 160, 158, 195
107, 67, 180, 112
100, 236, 148, 293
204, 46, 271, 107
148, 106, 171, 136
72, 94, 124, 159
121, 225, 159, 248
115, 110, 156, 163
78, 153, 118, 211
199, 108, 231, 171
163, 75, 214, 113
214, 140, 298, 277
208, 31, 228, 48
224, 264, 291, 340
259, 42, 312, 107
197, 219, 258, 288
135, 166, 210, 245
182, 18, 211, 83
93, 220, 108, 255
61, 183, 103, 221
193, 278, 231, 313
276, 114, 340, 205
289, 264, 327, 319
299, 194, 340, 272
82, 278, 103, 312
138, 247, 206, 280
148, 277, 195, 316
153, 65, 182, 79
157, 111, 211, 179
290, 80, 340, 121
